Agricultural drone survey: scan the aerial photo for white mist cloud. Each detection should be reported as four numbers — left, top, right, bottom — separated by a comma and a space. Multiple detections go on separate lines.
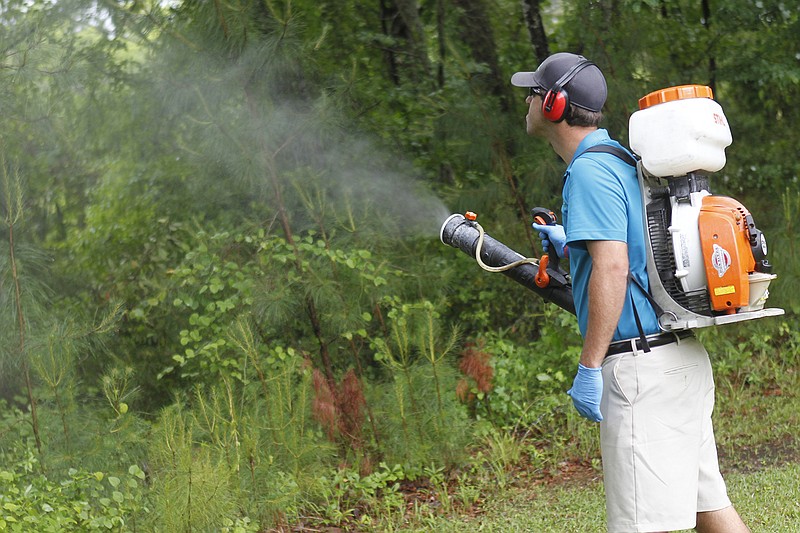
146, 32, 451, 240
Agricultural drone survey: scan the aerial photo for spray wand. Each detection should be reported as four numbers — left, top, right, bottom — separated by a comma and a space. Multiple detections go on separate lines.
440, 211, 575, 315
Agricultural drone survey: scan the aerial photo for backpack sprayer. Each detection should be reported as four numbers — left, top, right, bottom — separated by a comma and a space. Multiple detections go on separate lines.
440, 85, 784, 331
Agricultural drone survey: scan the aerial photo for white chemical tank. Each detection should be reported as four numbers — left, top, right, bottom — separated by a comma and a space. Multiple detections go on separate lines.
629, 85, 732, 177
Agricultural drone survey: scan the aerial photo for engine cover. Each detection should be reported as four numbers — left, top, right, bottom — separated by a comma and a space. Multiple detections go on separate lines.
698, 196, 756, 312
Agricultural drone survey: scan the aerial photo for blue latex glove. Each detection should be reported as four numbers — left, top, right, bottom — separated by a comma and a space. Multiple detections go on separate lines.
532, 222, 567, 258
567, 364, 603, 422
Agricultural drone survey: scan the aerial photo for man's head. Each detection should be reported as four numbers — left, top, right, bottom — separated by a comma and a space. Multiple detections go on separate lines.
512, 53, 606, 128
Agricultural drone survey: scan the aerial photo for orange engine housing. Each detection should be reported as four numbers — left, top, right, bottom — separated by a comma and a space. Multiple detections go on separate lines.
698, 196, 756, 313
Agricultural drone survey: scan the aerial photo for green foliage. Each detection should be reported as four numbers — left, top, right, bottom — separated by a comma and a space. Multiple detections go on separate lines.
316, 463, 412, 527
554, 1, 800, 195
164, 226, 408, 386
699, 319, 800, 390
370, 300, 474, 468
473, 306, 581, 429
166, 231, 258, 382
0, 445, 149, 532
760, 188, 800, 315
145, 404, 254, 532
146, 340, 338, 529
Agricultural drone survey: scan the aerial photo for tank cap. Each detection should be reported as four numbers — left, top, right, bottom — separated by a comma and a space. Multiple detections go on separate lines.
638, 84, 715, 110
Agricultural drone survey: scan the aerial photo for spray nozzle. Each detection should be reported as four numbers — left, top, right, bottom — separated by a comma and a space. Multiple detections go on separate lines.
465, 211, 478, 221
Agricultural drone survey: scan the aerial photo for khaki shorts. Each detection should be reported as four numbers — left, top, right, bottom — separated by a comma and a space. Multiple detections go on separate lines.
599, 337, 731, 532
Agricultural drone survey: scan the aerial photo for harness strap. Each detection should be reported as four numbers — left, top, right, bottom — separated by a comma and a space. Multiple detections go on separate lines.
582, 144, 638, 167
564, 144, 638, 186
630, 286, 651, 352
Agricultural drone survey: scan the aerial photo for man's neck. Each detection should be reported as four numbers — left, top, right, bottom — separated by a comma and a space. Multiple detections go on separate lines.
547, 125, 599, 163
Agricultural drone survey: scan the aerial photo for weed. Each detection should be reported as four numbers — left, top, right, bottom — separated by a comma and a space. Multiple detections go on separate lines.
423, 464, 452, 514
453, 471, 481, 510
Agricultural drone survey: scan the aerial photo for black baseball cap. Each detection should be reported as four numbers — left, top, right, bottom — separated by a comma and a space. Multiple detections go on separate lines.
511, 52, 607, 112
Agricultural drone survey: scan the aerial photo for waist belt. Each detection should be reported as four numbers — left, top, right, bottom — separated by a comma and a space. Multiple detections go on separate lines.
606, 330, 694, 357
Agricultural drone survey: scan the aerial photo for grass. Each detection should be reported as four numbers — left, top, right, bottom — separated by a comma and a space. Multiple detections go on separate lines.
396, 463, 800, 532
727, 464, 800, 531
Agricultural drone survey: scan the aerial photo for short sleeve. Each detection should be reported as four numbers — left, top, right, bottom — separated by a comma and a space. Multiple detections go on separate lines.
564, 157, 629, 245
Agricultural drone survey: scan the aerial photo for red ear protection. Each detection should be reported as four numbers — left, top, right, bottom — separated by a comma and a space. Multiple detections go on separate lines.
542, 60, 595, 122
542, 90, 569, 122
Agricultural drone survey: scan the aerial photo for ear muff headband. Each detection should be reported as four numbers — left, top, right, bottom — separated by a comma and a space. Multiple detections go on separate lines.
542, 60, 596, 122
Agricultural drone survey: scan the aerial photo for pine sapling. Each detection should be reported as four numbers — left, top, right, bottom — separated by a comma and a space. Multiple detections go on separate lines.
2, 156, 42, 455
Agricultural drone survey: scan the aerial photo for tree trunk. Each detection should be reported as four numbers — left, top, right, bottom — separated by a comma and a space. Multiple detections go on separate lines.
701, 0, 717, 95
379, 0, 401, 85
453, 0, 534, 247
521, 0, 550, 63
436, 0, 446, 88
453, 0, 511, 111
391, 0, 433, 85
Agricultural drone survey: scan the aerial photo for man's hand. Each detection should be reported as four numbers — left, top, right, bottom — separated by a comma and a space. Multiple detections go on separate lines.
567, 364, 603, 422
532, 222, 567, 258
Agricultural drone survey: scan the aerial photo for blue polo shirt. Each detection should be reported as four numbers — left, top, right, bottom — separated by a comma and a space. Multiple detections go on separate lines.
562, 129, 660, 341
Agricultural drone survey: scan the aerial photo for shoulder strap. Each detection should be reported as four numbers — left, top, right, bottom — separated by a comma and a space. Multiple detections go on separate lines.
628, 273, 663, 315
582, 144, 637, 167
563, 144, 638, 188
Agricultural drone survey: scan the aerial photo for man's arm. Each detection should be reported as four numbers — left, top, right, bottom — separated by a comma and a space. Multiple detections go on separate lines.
566, 239, 629, 422
581, 239, 629, 368
567, 241, 628, 422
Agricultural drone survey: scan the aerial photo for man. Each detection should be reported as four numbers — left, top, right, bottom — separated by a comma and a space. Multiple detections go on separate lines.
511, 52, 750, 533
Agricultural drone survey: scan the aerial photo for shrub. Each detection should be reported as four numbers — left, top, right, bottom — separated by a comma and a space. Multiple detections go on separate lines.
0, 450, 149, 532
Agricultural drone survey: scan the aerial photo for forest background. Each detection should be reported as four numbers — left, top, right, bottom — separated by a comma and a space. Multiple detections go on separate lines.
0, 0, 798, 531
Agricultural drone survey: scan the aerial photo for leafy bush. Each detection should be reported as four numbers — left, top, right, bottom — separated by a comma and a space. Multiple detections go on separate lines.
462, 306, 582, 430
0, 450, 149, 532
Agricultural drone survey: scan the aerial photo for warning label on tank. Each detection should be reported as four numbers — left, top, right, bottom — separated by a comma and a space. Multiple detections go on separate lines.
711, 244, 731, 277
